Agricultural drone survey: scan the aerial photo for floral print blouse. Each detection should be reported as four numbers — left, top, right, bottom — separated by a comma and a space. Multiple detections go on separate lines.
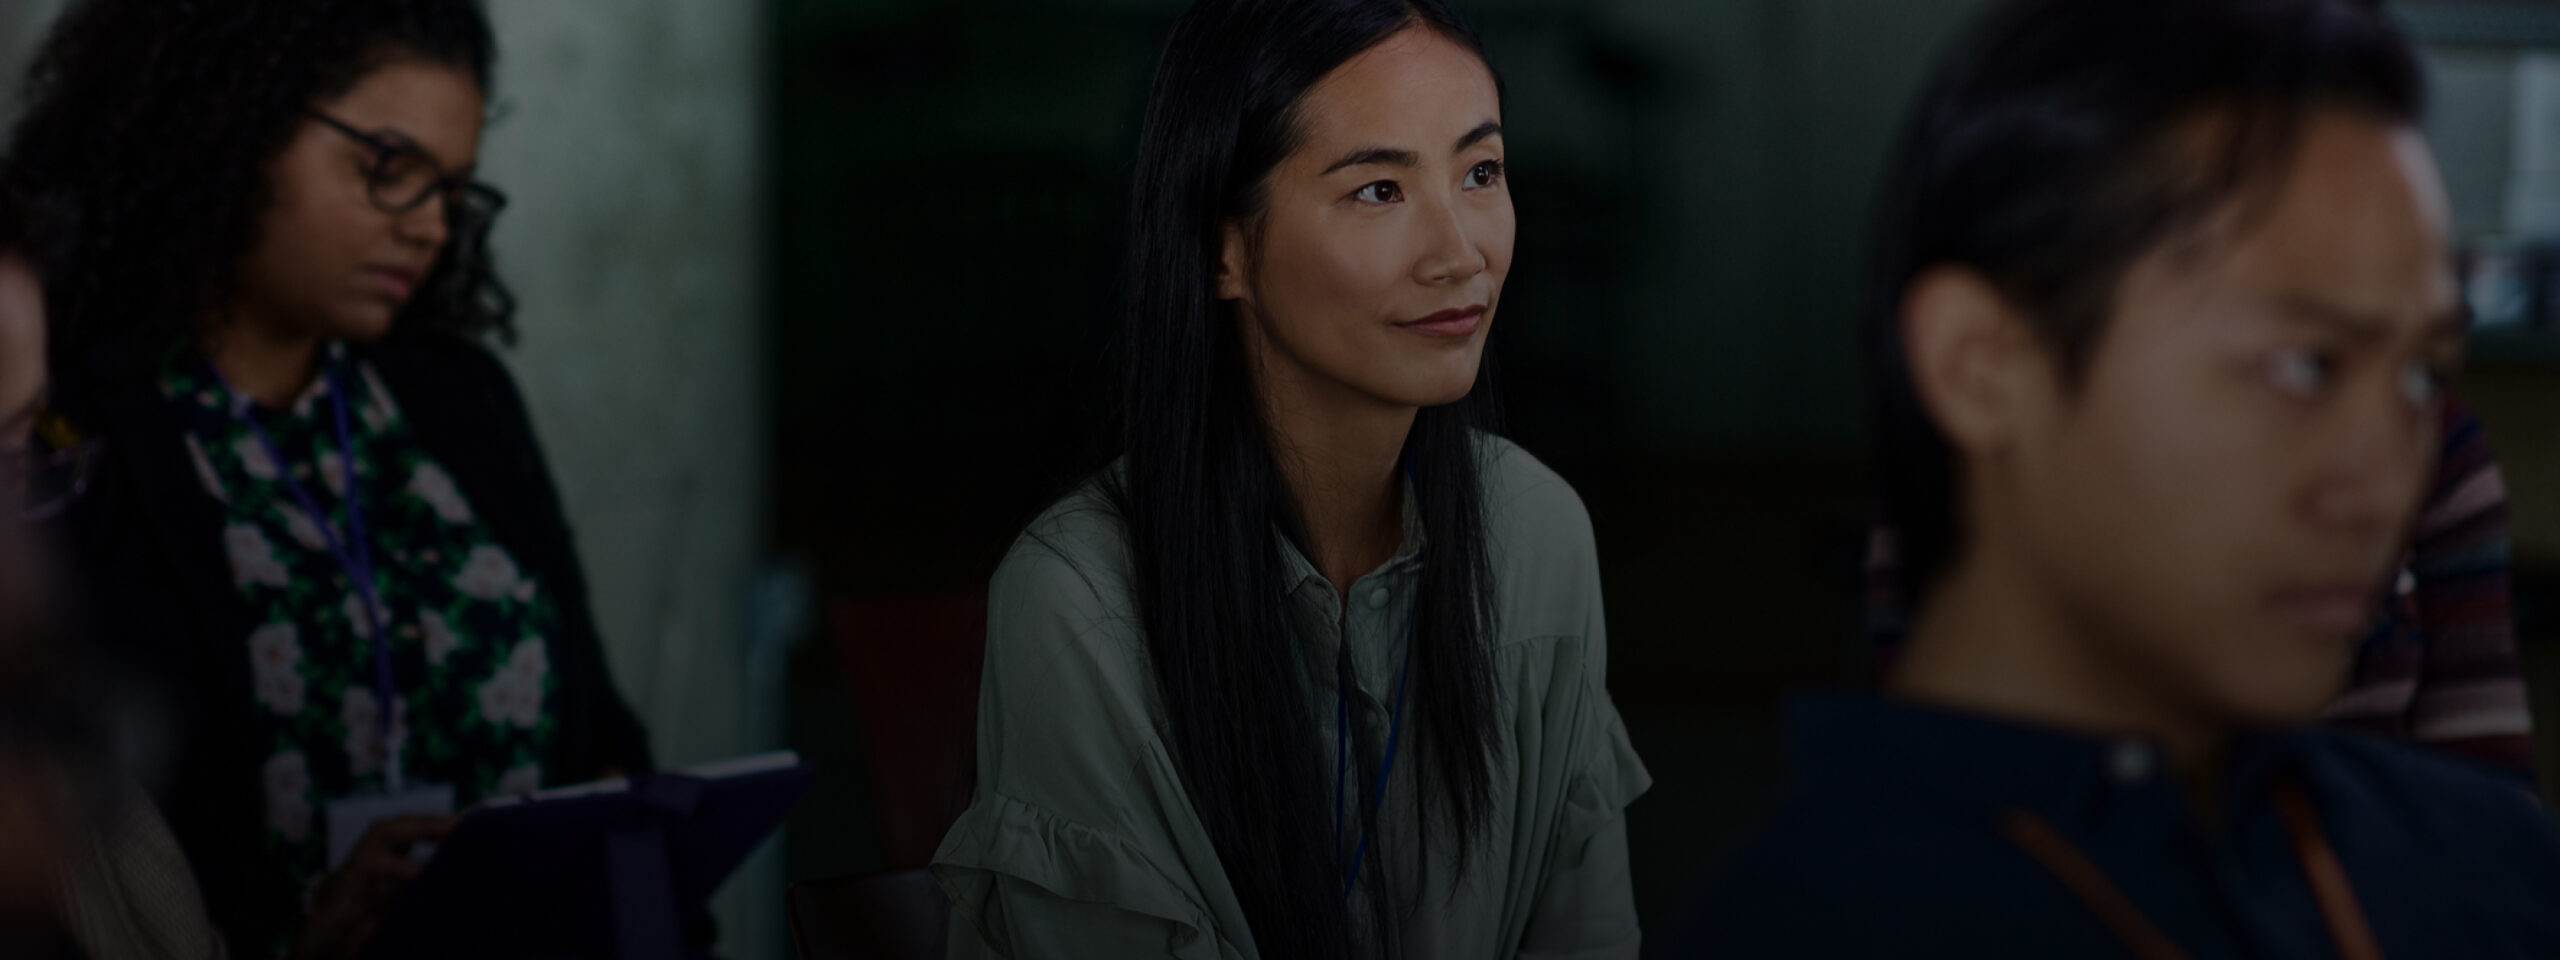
163, 344, 561, 936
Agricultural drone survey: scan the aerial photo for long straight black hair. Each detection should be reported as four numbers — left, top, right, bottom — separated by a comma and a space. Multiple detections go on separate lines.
1104, 0, 1504, 955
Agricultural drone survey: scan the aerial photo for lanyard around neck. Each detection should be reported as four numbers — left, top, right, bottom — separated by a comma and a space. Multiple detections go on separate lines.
1999, 776, 2385, 960
1333, 600, 1414, 901
210, 349, 407, 792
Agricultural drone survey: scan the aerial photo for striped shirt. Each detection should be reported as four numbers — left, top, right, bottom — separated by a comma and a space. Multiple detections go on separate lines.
1866, 397, 2537, 783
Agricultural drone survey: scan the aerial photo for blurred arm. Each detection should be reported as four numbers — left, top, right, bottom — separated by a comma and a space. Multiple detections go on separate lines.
2406, 400, 2536, 782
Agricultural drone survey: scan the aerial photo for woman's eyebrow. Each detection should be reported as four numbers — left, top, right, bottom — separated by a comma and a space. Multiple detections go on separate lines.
1319, 121, 1505, 177
1323, 146, 1420, 176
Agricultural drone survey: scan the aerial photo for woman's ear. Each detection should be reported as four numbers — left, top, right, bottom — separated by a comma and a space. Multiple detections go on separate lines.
1216, 220, 1251, 303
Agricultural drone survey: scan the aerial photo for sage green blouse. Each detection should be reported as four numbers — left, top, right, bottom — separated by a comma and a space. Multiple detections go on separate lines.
931, 436, 1651, 959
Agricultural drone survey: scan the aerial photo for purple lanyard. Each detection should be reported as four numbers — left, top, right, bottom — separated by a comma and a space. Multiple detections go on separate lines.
212, 350, 405, 791
1334, 464, 1419, 901
1334, 610, 1413, 901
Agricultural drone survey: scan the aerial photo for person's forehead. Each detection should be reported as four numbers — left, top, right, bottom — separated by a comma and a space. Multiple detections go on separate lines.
2124, 111, 2455, 335
2236, 122, 2449, 284
322, 59, 488, 167
1294, 29, 1500, 153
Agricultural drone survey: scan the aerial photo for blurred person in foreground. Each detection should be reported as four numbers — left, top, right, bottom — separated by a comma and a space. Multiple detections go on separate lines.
1868, 398, 2538, 783
2, 1, 654, 956
1685, 0, 2560, 956
0, 203, 225, 959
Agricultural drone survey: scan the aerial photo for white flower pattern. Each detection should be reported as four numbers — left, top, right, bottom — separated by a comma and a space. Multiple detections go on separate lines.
453, 546, 522, 600
183, 435, 230, 504
421, 610, 459, 666
359, 366, 402, 429
318, 451, 350, 499
476, 637, 550, 730
340, 688, 410, 778
225, 524, 291, 589
407, 463, 473, 524
277, 501, 330, 552
178, 356, 561, 880
343, 592, 379, 639
233, 435, 278, 480
249, 624, 306, 716
289, 377, 326, 419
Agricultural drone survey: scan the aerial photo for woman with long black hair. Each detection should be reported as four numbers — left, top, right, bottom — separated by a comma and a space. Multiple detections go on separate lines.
3, 2, 652, 957
931, 1, 1648, 956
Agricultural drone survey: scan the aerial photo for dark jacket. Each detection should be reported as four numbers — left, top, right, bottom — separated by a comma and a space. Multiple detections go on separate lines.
52, 332, 652, 957
1677, 694, 2560, 959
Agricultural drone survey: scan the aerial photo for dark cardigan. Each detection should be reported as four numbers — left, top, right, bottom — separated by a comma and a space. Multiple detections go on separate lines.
52, 332, 653, 957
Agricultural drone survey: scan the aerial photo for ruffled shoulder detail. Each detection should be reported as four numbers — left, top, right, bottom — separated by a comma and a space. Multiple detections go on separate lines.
934, 791, 1233, 959
1563, 695, 1652, 841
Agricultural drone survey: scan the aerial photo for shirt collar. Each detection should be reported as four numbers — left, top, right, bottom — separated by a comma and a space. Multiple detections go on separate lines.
1785, 693, 2322, 835
1275, 471, 1430, 596
167, 340, 349, 420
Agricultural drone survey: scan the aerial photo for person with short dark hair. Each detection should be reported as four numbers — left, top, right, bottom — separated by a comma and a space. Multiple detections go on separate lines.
1683, 0, 2560, 956
1865, 396, 2539, 784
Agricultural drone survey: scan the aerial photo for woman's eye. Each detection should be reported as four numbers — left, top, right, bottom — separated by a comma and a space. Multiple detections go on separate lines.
2268, 348, 2334, 398
372, 151, 436, 191
1354, 181, 1403, 204
1465, 160, 1504, 189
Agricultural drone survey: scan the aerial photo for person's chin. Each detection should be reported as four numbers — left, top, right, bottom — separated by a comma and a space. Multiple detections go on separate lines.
327, 303, 401, 343
2215, 657, 2355, 728
1383, 352, 1484, 408
1382, 377, 1477, 410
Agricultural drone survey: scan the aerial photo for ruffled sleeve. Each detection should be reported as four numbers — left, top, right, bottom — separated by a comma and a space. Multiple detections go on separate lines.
935, 793, 1231, 959
1485, 439, 1652, 957
931, 491, 1251, 959
1518, 690, 1650, 959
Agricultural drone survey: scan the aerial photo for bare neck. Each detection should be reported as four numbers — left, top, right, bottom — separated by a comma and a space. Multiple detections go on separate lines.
201, 312, 322, 411
1252, 357, 1414, 604
1891, 538, 2227, 809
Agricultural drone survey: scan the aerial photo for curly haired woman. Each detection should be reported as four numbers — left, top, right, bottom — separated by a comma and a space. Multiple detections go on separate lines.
2, 2, 653, 956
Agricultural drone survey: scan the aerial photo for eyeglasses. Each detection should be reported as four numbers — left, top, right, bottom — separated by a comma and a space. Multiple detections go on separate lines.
304, 108, 508, 229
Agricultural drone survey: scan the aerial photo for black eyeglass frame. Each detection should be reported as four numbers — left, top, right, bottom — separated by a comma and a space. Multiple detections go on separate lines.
303, 108, 508, 224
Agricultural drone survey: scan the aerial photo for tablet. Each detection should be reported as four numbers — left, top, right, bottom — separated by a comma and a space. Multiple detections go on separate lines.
361, 751, 814, 960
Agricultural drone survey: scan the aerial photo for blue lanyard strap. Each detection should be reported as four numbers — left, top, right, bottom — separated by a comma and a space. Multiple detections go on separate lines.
212, 350, 404, 790
1334, 601, 1415, 901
